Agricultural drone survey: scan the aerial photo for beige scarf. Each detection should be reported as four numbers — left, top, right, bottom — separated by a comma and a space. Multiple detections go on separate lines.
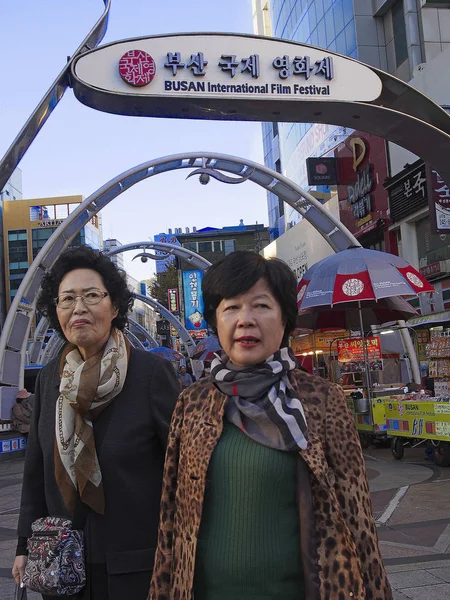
55, 328, 130, 514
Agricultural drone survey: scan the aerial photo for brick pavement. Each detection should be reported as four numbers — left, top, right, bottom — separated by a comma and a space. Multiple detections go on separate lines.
0, 451, 449, 599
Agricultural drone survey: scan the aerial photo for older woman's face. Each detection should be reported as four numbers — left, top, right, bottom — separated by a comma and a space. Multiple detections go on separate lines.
56, 268, 118, 360
215, 278, 285, 366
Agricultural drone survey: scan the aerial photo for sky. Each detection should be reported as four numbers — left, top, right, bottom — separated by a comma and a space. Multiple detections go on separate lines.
0, 0, 268, 281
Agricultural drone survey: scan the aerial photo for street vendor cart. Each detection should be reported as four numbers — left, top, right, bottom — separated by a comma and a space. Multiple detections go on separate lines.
386, 397, 450, 466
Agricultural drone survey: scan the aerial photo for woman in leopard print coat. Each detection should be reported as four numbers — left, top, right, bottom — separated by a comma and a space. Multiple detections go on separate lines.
150, 251, 392, 600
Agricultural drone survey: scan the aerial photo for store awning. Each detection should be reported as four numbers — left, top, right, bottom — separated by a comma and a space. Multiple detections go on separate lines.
408, 310, 450, 327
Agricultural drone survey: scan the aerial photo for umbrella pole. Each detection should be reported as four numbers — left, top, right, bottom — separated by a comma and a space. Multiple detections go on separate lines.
358, 301, 372, 400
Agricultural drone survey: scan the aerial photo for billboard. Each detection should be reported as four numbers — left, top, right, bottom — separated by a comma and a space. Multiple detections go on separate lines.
182, 270, 208, 339
153, 233, 181, 273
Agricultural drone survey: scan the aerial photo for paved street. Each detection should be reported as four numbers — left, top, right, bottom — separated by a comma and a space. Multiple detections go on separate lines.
0, 446, 449, 599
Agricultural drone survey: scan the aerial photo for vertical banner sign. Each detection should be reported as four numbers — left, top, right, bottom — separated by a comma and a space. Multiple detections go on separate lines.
426, 165, 450, 233
182, 270, 208, 338
167, 288, 179, 313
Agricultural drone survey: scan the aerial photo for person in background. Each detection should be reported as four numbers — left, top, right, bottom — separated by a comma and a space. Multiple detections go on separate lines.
11, 389, 34, 435
12, 246, 179, 600
178, 365, 194, 390
150, 250, 391, 600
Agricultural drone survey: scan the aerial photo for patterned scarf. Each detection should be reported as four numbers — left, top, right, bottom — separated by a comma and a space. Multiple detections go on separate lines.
54, 329, 130, 514
211, 347, 308, 452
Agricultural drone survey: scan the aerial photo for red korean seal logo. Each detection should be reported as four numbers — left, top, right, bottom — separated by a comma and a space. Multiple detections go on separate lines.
118, 50, 156, 87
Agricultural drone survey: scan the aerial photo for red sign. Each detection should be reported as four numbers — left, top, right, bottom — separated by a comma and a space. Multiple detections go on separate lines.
337, 336, 382, 362
335, 132, 389, 239
167, 288, 179, 313
119, 50, 156, 87
419, 262, 445, 279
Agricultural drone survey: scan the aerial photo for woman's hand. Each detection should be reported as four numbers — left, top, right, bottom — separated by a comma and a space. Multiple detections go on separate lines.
12, 555, 27, 586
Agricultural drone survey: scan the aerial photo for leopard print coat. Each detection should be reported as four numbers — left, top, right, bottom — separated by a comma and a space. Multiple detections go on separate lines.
149, 370, 392, 600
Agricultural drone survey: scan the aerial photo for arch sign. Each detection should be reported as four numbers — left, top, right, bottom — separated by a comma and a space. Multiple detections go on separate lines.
71, 32, 450, 183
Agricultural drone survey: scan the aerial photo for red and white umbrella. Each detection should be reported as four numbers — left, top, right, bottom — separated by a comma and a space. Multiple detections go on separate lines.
297, 247, 434, 310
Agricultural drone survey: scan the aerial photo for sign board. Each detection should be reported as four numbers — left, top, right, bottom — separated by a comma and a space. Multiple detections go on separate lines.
337, 336, 382, 361
153, 233, 181, 273
426, 165, 450, 233
156, 320, 170, 335
182, 270, 208, 334
72, 33, 383, 118
306, 157, 338, 185
167, 288, 179, 313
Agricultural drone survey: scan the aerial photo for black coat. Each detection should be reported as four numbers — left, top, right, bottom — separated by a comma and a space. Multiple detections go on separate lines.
18, 347, 179, 600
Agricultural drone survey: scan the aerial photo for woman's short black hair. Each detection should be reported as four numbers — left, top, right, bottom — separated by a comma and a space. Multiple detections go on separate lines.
202, 250, 298, 346
36, 246, 133, 335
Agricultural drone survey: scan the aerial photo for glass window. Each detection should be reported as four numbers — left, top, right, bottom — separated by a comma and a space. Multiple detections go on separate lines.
223, 239, 236, 255
336, 30, 347, 54
317, 18, 327, 48
342, 0, 354, 25
8, 230, 28, 263
392, 1, 408, 67
182, 242, 198, 252
198, 241, 213, 253
333, 0, 345, 35
213, 240, 222, 252
324, 10, 336, 45
344, 20, 357, 54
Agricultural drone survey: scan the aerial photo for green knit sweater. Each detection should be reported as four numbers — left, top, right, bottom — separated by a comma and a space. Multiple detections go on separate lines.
194, 421, 305, 600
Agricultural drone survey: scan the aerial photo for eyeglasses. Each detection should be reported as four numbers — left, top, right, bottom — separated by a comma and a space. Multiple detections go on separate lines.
54, 290, 109, 309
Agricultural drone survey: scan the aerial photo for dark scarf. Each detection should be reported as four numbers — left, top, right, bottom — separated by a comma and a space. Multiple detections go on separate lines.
211, 347, 308, 452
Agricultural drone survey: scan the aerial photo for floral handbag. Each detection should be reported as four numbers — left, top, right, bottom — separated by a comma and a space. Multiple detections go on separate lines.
22, 516, 86, 596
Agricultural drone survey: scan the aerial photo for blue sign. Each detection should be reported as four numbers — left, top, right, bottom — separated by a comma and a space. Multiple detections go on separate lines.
153, 233, 181, 273
182, 270, 208, 333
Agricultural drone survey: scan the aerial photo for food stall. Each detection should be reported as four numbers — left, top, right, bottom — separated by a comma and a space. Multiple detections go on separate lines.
386, 397, 450, 466
385, 330, 450, 465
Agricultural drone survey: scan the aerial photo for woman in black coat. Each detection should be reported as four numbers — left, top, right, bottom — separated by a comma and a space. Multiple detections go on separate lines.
12, 246, 179, 600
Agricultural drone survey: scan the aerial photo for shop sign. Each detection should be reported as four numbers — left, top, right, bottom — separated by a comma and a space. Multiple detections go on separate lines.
156, 319, 170, 335
426, 165, 450, 233
336, 133, 389, 236
419, 261, 446, 279
306, 157, 339, 185
337, 336, 382, 361
38, 219, 64, 228
72, 34, 382, 108
291, 329, 349, 354
167, 288, 179, 313
386, 163, 428, 223
182, 270, 208, 333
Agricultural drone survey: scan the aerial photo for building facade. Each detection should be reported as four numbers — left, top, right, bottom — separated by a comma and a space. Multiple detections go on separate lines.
2, 195, 101, 310
253, 0, 450, 240
0, 169, 23, 326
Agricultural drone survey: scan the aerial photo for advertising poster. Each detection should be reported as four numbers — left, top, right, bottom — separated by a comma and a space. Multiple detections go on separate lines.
337, 336, 383, 372
182, 270, 208, 339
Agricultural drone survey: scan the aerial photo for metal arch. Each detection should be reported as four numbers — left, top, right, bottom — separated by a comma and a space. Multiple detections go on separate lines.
132, 293, 196, 356
128, 318, 158, 349
123, 328, 145, 350
0, 151, 358, 389
0, 0, 111, 192
104, 241, 212, 270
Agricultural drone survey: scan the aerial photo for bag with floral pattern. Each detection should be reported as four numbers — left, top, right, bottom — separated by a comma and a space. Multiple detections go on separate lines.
22, 516, 85, 596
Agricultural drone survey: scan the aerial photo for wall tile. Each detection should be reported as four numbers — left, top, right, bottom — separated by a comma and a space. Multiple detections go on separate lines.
376, 17, 386, 46
438, 8, 450, 43
358, 44, 381, 67
420, 8, 440, 43
353, 0, 374, 15
423, 40, 442, 61
384, 10, 394, 44
386, 38, 396, 72
355, 15, 380, 45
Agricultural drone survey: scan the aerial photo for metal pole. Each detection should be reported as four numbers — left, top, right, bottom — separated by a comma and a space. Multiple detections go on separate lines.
358, 301, 372, 400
